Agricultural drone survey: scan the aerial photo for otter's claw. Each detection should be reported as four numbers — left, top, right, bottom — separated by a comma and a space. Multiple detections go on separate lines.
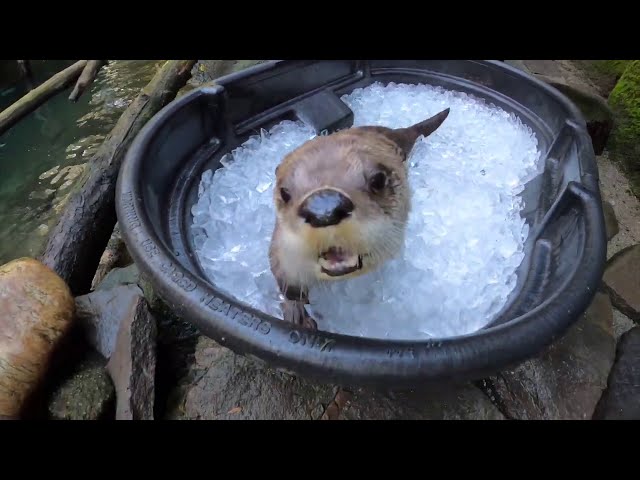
282, 300, 318, 331
302, 315, 318, 330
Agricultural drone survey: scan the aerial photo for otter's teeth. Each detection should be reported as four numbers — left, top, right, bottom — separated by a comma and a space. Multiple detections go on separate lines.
319, 247, 364, 276
319, 253, 360, 272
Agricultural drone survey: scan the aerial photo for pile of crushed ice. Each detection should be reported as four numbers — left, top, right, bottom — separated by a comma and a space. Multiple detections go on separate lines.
191, 82, 542, 339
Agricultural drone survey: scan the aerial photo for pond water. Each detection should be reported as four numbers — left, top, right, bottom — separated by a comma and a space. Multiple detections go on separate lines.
0, 60, 164, 265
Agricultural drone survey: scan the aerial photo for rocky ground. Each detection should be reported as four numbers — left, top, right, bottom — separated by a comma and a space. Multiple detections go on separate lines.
1, 60, 639, 420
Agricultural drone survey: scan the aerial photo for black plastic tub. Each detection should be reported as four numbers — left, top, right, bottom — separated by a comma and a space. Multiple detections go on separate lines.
116, 60, 607, 387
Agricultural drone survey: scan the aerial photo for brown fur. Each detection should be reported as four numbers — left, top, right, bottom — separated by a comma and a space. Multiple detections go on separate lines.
269, 108, 450, 329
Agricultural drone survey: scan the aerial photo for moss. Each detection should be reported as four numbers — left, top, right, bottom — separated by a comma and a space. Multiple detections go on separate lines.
592, 60, 631, 77
608, 60, 640, 197
47, 354, 115, 420
573, 60, 632, 97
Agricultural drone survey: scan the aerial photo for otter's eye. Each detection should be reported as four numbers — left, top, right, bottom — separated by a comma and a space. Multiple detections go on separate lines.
369, 172, 387, 192
280, 187, 291, 203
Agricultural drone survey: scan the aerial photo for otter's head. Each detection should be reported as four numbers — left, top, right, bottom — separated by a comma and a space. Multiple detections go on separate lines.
272, 108, 450, 283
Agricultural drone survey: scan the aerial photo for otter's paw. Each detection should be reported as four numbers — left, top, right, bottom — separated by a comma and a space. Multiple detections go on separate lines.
282, 300, 318, 331
302, 315, 318, 331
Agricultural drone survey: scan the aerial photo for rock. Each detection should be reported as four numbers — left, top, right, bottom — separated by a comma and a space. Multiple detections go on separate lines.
48, 353, 115, 420
166, 337, 337, 420
0, 257, 75, 418
596, 154, 640, 259
613, 309, 636, 340
188, 60, 265, 87
75, 284, 156, 419
95, 264, 139, 292
534, 74, 614, 155
91, 223, 134, 290
106, 294, 157, 420
340, 384, 505, 420
485, 291, 616, 420
75, 284, 144, 358
603, 244, 640, 322
166, 337, 503, 420
593, 327, 640, 420
90, 259, 197, 419
522, 60, 565, 78
607, 60, 640, 192
603, 199, 620, 241
320, 387, 353, 420
571, 60, 630, 98
137, 274, 199, 419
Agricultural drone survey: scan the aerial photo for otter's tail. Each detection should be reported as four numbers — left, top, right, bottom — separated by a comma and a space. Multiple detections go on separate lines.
357, 107, 451, 157
406, 108, 451, 139
392, 107, 450, 153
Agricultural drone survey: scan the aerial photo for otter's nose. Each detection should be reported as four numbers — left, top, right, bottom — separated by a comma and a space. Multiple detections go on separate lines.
299, 189, 354, 228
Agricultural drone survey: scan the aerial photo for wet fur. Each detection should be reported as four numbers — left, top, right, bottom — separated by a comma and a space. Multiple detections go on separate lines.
269, 109, 450, 329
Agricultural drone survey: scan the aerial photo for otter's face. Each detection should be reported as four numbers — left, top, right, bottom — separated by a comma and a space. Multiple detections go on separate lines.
273, 130, 410, 283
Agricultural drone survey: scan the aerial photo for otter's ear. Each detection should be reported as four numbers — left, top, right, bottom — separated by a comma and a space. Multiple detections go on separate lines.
389, 108, 450, 156
275, 164, 281, 176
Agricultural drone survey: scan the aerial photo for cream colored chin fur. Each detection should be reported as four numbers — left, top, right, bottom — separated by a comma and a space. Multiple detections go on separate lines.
275, 213, 404, 286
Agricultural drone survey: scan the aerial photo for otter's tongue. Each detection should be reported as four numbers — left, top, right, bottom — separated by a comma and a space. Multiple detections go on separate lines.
320, 247, 362, 277
322, 247, 349, 263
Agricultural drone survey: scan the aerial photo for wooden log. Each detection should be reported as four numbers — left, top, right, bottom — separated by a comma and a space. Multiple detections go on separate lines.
69, 60, 107, 103
40, 60, 197, 296
0, 60, 87, 136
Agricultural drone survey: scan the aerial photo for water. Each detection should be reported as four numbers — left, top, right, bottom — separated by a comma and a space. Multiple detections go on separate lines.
0, 60, 165, 265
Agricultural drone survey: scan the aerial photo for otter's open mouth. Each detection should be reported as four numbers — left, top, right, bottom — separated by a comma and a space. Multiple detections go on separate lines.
319, 247, 363, 277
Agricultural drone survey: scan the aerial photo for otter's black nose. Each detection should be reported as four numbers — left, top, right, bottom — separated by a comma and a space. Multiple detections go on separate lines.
299, 189, 354, 228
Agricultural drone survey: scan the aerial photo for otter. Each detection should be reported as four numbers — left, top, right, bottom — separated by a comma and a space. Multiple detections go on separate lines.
269, 108, 451, 330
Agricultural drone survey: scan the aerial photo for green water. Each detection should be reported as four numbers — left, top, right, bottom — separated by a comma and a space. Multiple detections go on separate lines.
0, 60, 165, 265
